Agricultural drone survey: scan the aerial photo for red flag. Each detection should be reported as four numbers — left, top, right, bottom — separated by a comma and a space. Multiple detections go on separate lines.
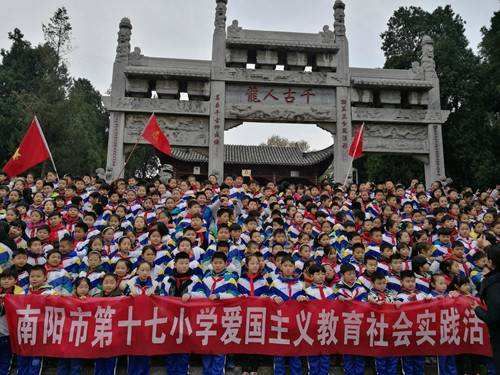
348, 123, 364, 159
2, 117, 51, 177
142, 114, 172, 156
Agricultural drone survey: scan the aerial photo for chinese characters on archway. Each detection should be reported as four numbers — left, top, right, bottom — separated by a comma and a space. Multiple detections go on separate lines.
246, 86, 317, 105
339, 97, 349, 161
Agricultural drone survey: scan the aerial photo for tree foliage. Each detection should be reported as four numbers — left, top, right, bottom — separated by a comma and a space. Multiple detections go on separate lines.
42, 7, 72, 63
259, 135, 310, 152
359, 6, 499, 188
0, 9, 106, 176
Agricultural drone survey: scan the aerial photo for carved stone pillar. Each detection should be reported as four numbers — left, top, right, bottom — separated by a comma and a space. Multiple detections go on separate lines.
422, 35, 445, 186
428, 123, 445, 184
333, 0, 352, 184
208, 0, 228, 183
106, 18, 132, 181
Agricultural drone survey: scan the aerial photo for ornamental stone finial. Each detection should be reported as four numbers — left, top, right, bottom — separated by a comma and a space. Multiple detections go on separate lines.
334, 0, 346, 36
116, 17, 132, 63
214, 0, 228, 31
421, 35, 436, 71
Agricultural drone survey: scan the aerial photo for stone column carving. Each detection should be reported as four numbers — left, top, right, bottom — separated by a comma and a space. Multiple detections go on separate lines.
333, 0, 352, 183
106, 18, 132, 181
421, 35, 445, 186
208, 0, 228, 182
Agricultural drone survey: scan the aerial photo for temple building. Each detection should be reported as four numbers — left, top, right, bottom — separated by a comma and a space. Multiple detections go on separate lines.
161, 144, 334, 184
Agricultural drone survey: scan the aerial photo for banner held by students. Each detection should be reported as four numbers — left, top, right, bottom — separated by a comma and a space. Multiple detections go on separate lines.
5, 295, 491, 358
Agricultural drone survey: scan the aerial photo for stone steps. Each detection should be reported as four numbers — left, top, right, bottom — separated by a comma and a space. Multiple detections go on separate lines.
9, 357, 444, 375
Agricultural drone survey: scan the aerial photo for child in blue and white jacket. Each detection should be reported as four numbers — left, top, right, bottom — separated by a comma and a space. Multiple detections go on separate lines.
430, 273, 457, 375
334, 263, 367, 375
269, 255, 308, 375
193, 251, 239, 375
305, 264, 334, 375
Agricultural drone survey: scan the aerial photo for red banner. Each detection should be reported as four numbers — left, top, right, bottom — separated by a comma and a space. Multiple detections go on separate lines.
5, 295, 491, 358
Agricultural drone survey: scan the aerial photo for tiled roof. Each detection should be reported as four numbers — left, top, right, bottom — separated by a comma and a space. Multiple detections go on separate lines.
170, 144, 333, 166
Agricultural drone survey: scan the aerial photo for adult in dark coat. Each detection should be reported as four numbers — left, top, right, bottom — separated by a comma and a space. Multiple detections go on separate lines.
473, 243, 500, 373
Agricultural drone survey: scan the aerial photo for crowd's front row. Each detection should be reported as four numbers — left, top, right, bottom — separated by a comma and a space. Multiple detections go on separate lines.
0, 247, 490, 375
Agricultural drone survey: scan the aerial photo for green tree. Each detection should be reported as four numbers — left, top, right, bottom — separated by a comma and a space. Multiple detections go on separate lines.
360, 5, 498, 188
0, 8, 106, 176
259, 134, 310, 152
42, 7, 72, 64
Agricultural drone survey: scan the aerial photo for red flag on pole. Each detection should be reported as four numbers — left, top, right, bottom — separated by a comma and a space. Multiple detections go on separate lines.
348, 123, 364, 159
2, 118, 51, 177
142, 114, 172, 156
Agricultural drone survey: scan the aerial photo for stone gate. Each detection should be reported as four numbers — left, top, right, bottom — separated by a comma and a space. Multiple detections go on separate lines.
104, 0, 449, 186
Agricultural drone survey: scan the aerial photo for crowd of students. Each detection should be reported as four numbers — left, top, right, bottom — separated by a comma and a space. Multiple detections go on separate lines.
0, 171, 498, 375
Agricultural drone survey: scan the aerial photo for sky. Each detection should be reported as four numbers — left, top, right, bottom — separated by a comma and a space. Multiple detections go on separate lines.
0, 0, 497, 150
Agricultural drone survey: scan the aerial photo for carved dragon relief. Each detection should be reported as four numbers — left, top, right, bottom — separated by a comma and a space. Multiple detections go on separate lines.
352, 107, 444, 123
124, 114, 209, 146
363, 123, 429, 153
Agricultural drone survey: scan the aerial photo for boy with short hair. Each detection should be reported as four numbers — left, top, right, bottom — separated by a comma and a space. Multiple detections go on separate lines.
387, 253, 402, 293
26, 238, 45, 266
334, 263, 367, 375
45, 249, 73, 295
358, 255, 378, 291
270, 254, 307, 375
469, 251, 488, 293
396, 270, 428, 375
18, 266, 55, 374
305, 264, 333, 375
367, 272, 398, 375
10, 249, 30, 291
0, 268, 24, 374
193, 252, 239, 375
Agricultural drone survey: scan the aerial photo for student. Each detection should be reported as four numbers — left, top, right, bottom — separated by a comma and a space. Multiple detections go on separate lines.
10, 249, 30, 291
367, 272, 398, 374
412, 255, 431, 294
114, 259, 133, 291
56, 277, 91, 375
18, 265, 55, 375
387, 253, 402, 293
94, 274, 122, 375
162, 252, 203, 375
26, 238, 46, 266
269, 254, 308, 375
305, 264, 333, 375
238, 253, 269, 297
124, 261, 161, 375
0, 268, 24, 375
193, 251, 239, 375
429, 274, 458, 375
79, 250, 106, 296
45, 249, 73, 295
469, 251, 488, 293
334, 263, 367, 375
396, 270, 428, 375
237, 253, 269, 375
358, 255, 378, 291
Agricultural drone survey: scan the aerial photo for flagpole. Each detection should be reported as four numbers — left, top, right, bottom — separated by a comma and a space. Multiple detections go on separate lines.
117, 113, 154, 178
34, 116, 60, 180
342, 122, 364, 187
